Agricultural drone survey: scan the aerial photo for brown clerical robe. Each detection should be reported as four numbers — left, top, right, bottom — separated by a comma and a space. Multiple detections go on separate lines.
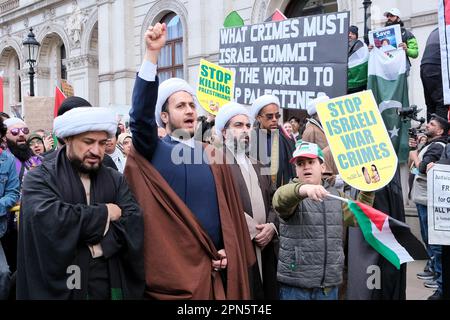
227, 150, 279, 300
124, 145, 255, 299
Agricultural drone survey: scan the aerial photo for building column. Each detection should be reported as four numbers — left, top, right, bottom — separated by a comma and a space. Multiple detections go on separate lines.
97, 0, 135, 107
66, 54, 99, 106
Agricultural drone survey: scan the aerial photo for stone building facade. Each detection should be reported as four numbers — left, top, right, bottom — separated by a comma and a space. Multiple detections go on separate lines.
0, 0, 440, 118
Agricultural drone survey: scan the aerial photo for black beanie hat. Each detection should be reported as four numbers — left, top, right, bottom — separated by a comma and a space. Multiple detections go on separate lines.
349, 25, 358, 37
57, 96, 92, 116
431, 113, 450, 134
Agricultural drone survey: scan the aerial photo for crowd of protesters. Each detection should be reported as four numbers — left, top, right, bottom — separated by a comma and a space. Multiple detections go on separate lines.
0, 7, 448, 301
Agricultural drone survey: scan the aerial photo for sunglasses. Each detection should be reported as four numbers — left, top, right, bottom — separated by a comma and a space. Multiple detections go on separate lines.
261, 113, 281, 120
9, 127, 30, 136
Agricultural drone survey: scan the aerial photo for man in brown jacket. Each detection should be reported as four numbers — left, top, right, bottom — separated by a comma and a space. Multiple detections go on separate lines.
124, 22, 255, 300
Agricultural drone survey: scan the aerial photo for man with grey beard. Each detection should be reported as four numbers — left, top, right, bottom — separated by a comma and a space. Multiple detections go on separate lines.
215, 102, 279, 300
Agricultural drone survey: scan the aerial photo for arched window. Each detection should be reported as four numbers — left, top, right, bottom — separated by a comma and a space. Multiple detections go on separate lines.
60, 44, 67, 80
285, 0, 338, 18
158, 12, 183, 82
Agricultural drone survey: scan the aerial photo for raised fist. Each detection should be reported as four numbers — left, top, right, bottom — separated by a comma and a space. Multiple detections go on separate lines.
144, 22, 167, 52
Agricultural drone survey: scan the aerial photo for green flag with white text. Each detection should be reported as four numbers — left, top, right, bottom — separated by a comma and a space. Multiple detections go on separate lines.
367, 49, 410, 163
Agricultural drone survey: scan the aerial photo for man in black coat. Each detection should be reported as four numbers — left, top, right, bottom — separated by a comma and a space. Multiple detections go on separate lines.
16, 107, 144, 300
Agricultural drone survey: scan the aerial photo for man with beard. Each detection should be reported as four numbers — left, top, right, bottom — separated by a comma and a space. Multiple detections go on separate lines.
4, 118, 42, 184
16, 107, 144, 300
43, 96, 118, 171
2, 118, 41, 274
250, 95, 295, 189
380, 8, 418, 70
124, 22, 255, 299
0, 117, 20, 299
409, 114, 449, 300
215, 102, 279, 299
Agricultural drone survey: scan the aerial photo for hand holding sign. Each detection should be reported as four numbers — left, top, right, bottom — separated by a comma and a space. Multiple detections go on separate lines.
197, 59, 235, 115
368, 24, 402, 53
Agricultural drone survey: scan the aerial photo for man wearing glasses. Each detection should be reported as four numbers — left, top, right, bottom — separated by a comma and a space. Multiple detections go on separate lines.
2, 118, 42, 275
250, 95, 295, 189
4, 118, 42, 184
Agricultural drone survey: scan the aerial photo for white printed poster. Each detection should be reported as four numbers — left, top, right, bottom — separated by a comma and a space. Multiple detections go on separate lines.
427, 164, 450, 245
368, 24, 402, 53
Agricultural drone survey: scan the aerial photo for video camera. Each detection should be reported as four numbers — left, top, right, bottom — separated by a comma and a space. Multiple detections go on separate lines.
398, 105, 426, 139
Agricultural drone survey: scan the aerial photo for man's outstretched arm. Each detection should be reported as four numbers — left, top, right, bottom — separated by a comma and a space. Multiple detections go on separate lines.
130, 23, 166, 162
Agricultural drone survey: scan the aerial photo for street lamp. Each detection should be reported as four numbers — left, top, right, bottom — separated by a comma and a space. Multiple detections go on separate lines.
22, 27, 40, 96
363, 0, 372, 45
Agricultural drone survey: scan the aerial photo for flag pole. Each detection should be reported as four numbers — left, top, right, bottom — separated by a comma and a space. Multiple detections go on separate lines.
327, 194, 349, 203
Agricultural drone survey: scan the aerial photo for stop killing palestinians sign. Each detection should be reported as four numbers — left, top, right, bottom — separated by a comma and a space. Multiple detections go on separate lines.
197, 59, 235, 115
316, 90, 398, 191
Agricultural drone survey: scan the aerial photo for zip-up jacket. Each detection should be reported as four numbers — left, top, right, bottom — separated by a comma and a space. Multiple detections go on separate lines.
273, 179, 373, 289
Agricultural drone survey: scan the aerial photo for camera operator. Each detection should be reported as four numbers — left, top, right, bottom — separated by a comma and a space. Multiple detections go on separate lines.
409, 114, 449, 300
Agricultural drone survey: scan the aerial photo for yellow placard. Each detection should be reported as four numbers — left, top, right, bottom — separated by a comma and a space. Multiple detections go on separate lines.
316, 90, 398, 192
197, 59, 234, 115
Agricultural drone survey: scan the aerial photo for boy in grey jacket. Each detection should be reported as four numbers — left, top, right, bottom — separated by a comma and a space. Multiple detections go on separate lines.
273, 141, 373, 300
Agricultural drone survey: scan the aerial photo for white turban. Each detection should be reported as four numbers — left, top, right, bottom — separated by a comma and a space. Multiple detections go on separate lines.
215, 102, 250, 135
155, 78, 200, 128
53, 107, 117, 138
4, 117, 26, 128
250, 94, 280, 119
306, 95, 330, 116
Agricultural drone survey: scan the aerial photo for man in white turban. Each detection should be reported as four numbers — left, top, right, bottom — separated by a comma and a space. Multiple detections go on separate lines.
250, 94, 296, 188
124, 22, 255, 300
301, 95, 341, 182
17, 106, 145, 300
216, 102, 279, 299
302, 95, 330, 150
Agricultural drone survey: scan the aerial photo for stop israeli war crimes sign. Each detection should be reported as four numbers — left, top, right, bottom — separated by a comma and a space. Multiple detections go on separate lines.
316, 90, 398, 192
219, 12, 349, 108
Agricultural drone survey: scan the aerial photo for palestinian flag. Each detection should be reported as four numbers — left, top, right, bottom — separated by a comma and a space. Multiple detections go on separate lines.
265, 9, 287, 22
367, 48, 410, 163
348, 43, 368, 90
348, 200, 427, 269
54, 85, 66, 118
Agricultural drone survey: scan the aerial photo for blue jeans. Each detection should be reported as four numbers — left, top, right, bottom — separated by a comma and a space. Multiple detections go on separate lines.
416, 204, 443, 292
434, 245, 443, 293
279, 284, 338, 300
416, 204, 433, 260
